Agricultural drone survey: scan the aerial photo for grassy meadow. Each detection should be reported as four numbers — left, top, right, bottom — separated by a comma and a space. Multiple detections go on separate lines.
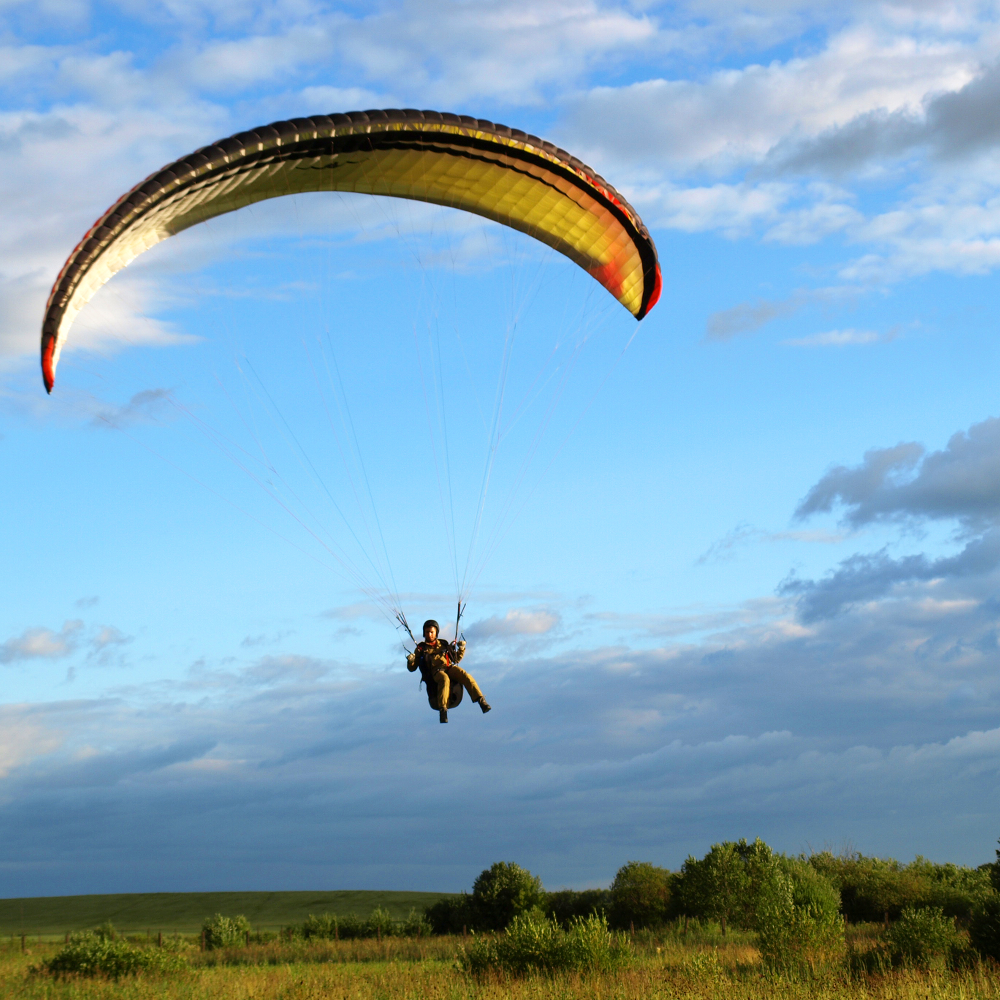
5, 846, 999, 998
3, 922, 1000, 999
0, 891, 453, 937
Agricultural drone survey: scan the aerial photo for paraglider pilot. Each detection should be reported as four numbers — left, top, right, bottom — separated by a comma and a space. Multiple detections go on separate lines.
407, 620, 491, 723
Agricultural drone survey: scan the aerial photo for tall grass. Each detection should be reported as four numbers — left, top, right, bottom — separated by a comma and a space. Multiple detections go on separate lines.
5, 927, 1000, 999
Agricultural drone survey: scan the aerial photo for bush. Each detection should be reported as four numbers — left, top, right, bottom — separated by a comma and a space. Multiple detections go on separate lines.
365, 907, 396, 937
471, 862, 544, 931
609, 861, 671, 930
301, 913, 338, 940
39, 932, 181, 979
780, 857, 841, 919
968, 894, 1000, 961
884, 906, 962, 970
561, 913, 632, 972
401, 908, 432, 937
459, 912, 631, 977
201, 913, 251, 949
757, 900, 846, 974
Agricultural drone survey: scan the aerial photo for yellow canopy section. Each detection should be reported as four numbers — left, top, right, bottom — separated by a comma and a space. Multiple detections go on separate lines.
42, 109, 660, 392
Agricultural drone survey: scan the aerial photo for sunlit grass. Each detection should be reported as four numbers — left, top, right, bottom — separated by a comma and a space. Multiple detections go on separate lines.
3, 932, 1000, 998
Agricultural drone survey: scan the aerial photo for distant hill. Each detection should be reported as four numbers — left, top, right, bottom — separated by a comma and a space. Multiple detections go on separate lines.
0, 890, 456, 936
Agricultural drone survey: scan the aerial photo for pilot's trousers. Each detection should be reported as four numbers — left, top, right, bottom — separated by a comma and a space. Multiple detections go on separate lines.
432, 665, 484, 709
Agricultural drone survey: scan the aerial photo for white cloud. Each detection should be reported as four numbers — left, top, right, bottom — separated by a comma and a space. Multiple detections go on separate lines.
589, 598, 788, 640
465, 607, 561, 645
783, 328, 883, 346
564, 22, 975, 177
330, 0, 656, 106
0, 621, 83, 663
0, 707, 61, 779
550, 9, 1000, 284
796, 415, 1000, 529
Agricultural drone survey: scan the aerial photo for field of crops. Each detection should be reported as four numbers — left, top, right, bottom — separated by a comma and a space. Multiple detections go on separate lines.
3, 924, 1000, 999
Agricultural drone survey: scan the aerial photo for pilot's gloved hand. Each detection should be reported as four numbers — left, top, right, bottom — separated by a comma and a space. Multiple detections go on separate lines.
406, 653, 416, 671
456, 640, 466, 654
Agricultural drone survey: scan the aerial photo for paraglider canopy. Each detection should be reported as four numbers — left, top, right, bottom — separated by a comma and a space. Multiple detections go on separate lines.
40, 109, 661, 392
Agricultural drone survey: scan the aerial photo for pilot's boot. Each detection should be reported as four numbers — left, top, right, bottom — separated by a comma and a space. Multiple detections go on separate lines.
439, 708, 448, 723
478, 699, 491, 714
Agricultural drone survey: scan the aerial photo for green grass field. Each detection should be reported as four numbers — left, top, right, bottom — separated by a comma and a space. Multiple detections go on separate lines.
2, 928, 1000, 999
0, 890, 455, 936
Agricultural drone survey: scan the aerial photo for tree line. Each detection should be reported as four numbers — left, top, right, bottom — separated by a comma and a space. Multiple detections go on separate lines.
428, 840, 999, 934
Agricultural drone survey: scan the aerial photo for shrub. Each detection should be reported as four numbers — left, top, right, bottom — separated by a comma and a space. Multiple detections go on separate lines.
201, 913, 251, 949
609, 862, 671, 930
365, 907, 396, 938
472, 862, 544, 931
885, 906, 962, 970
757, 899, 846, 974
401, 908, 432, 937
459, 912, 631, 977
301, 913, 338, 940
968, 894, 1000, 961
39, 932, 181, 979
561, 913, 632, 972
780, 857, 841, 919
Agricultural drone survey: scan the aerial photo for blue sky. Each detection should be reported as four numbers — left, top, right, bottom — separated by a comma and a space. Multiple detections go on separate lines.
2, 0, 1000, 898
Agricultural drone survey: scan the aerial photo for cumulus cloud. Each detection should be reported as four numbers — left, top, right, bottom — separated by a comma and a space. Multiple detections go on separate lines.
563, 24, 974, 176
0, 707, 62, 779
86, 626, 133, 666
7, 0, 1000, 897
464, 607, 561, 646
0, 620, 138, 669
0, 620, 82, 664
780, 532, 1000, 620
332, 0, 656, 107
786, 416, 1000, 620
770, 60, 1000, 176
797, 417, 1000, 529
91, 627, 130, 650
0, 0, 997, 376
551, 11, 1000, 283
3, 579, 1000, 896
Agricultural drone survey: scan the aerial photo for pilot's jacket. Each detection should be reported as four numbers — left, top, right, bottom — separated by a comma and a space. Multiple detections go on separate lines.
407, 639, 484, 709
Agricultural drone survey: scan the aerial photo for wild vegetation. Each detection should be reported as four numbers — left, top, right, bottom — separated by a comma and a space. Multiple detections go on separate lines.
0, 889, 448, 936
4, 838, 1000, 997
